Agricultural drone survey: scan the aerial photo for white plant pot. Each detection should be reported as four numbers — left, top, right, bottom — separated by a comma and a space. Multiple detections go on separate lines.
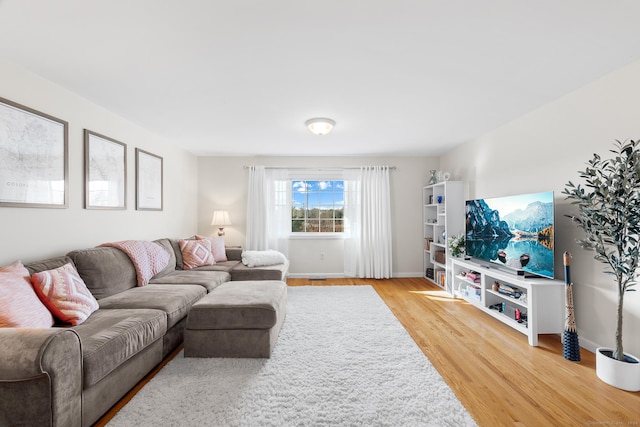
595, 347, 640, 392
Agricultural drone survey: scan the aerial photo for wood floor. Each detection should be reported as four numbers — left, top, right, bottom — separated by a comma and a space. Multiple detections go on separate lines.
96, 277, 639, 426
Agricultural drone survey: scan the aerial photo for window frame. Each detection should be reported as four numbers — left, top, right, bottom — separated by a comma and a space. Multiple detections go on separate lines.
290, 178, 345, 237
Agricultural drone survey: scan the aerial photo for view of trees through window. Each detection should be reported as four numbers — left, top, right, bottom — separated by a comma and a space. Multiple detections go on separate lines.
292, 180, 344, 232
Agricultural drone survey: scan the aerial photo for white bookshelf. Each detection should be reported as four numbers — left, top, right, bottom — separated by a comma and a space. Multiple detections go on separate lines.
422, 181, 465, 293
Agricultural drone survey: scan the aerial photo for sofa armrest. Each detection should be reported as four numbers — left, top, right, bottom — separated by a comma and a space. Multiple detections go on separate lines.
0, 328, 82, 427
225, 246, 243, 261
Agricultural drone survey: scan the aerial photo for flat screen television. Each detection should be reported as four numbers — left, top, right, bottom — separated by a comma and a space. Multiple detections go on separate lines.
465, 191, 554, 279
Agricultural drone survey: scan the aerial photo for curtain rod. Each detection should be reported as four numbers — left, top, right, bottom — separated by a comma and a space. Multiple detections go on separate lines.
243, 166, 397, 170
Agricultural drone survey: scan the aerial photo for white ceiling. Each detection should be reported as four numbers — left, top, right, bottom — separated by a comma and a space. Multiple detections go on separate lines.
1, 1, 640, 157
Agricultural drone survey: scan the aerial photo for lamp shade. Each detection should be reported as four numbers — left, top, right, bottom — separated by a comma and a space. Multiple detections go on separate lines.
211, 210, 232, 226
305, 117, 335, 136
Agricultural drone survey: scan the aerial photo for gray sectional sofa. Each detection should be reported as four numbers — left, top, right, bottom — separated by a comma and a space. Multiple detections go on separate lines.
0, 238, 288, 427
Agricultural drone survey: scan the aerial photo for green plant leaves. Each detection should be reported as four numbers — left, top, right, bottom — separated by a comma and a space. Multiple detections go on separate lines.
563, 139, 640, 361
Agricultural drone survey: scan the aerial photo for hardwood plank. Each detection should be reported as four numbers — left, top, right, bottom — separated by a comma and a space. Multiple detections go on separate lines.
96, 278, 639, 426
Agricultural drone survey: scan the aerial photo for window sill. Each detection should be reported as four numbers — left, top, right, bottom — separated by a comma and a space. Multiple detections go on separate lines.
288, 233, 345, 240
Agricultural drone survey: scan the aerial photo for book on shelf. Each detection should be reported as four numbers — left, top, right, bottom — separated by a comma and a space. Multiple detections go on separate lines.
495, 282, 523, 299
465, 271, 481, 283
424, 237, 433, 251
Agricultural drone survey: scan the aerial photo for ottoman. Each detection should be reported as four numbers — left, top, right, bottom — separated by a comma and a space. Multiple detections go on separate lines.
184, 280, 287, 358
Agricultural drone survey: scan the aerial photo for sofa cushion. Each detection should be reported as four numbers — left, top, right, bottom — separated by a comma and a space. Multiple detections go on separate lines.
152, 238, 178, 279
97, 284, 205, 329
72, 308, 166, 388
0, 261, 54, 328
31, 262, 99, 326
230, 260, 289, 281
24, 256, 74, 275
148, 270, 230, 293
225, 247, 243, 261
179, 239, 215, 269
67, 247, 137, 300
166, 238, 185, 270
189, 260, 240, 273
187, 280, 287, 330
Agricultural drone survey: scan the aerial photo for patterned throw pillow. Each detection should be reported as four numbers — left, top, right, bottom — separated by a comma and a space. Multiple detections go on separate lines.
31, 262, 99, 326
195, 235, 228, 262
179, 239, 215, 269
0, 261, 54, 328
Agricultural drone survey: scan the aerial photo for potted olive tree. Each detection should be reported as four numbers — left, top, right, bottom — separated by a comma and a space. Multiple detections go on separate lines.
563, 139, 640, 392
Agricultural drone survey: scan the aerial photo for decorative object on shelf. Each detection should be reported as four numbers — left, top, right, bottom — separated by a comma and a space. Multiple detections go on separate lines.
492, 281, 499, 292
305, 117, 335, 135
211, 210, 232, 236
563, 139, 640, 390
441, 229, 446, 244
428, 170, 437, 185
562, 252, 581, 362
436, 171, 451, 182
436, 195, 443, 203
447, 233, 465, 257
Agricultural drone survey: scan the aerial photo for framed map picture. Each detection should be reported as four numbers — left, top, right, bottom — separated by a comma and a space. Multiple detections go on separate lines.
0, 97, 68, 208
85, 130, 127, 209
135, 148, 163, 211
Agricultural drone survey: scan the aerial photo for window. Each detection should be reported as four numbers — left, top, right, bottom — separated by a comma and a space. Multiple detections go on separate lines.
292, 180, 344, 233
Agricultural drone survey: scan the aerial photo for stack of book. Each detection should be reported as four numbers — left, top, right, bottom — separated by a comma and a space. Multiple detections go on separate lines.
426, 268, 434, 279
465, 271, 481, 283
435, 270, 446, 286
497, 283, 523, 299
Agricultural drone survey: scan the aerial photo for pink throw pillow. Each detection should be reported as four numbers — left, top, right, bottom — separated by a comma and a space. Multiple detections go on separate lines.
31, 263, 99, 326
179, 239, 215, 269
0, 261, 54, 328
195, 235, 228, 262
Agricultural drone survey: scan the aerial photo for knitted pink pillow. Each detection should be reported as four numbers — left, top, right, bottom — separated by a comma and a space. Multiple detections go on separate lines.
0, 261, 54, 328
179, 239, 215, 269
31, 263, 99, 326
195, 235, 228, 262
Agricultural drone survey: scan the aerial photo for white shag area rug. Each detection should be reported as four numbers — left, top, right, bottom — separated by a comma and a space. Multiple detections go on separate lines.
108, 285, 476, 427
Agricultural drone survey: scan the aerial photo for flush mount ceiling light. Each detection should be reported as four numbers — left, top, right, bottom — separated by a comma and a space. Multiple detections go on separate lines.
305, 117, 336, 136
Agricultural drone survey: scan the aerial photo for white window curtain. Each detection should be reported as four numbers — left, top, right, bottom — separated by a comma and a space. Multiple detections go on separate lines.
344, 166, 393, 278
246, 166, 290, 257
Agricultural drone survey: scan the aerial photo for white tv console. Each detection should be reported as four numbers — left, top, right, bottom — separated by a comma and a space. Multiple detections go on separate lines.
450, 258, 565, 346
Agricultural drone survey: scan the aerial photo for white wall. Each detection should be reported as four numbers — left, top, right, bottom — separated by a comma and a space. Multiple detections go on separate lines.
198, 156, 437, 277
0, 61, 199, 265
440, 58, 640, 356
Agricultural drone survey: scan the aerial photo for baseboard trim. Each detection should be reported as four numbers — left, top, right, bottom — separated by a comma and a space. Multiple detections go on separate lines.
575, 335, 598, 353
286, 272, 425, 279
